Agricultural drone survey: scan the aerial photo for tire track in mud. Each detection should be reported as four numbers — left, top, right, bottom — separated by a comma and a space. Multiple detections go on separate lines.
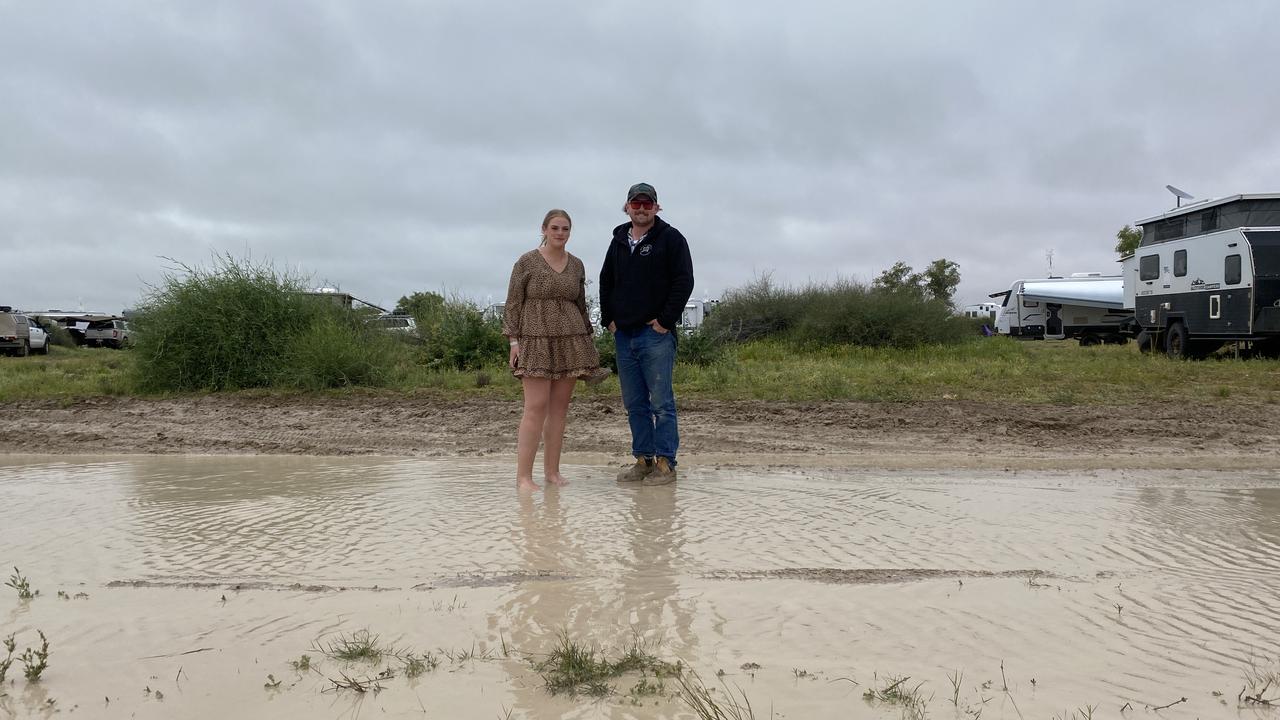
3, 394, 1279, 469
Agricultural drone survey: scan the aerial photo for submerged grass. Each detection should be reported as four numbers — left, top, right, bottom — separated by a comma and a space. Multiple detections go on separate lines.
677, 670, 768, 720
533, 632, 682, 698
863, 674, 930, 720
315, 630, 390, 663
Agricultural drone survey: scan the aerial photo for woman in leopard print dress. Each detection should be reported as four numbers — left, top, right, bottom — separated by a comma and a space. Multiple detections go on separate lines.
503, 209, 605, 491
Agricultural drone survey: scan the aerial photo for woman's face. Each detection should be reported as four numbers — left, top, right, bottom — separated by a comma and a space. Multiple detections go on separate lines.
543, 215, 571, 249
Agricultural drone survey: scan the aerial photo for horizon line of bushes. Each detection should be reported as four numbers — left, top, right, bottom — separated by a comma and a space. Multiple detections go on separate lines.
127, 255, 979, 393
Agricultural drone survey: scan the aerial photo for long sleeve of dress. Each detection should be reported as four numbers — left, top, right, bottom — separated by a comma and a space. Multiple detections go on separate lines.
575, 259, 593, 335
502, 259, 526, 339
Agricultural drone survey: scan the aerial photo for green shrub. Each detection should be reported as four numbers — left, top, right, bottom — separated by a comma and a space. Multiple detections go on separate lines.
677, 326, 727, 367
594, 331, 616, 372
418, 299, 507, 371
278, 314, 406, 390
705, 274, 971, 349
129, 253, 402, 392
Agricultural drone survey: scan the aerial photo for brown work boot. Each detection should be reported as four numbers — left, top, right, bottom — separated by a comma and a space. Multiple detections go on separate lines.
617, 457, 653, 483
642, 457, 676, 486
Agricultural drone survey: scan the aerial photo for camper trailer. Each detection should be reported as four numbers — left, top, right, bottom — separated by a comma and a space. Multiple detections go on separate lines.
962, 302, 999, 323
1124, 194, 1280, 358
991, 274, 1130, 345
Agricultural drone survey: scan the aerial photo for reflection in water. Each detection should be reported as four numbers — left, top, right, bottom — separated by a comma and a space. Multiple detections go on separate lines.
494, 484, 694, 716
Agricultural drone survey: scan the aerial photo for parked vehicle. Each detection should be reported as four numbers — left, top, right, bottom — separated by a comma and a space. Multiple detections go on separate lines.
962, 302, 1000, 323
84, 319, 131, 348
1124, 193, 1280, 358
0, 307, 32, 356
990, 274, 1131, 345
370, 313, 419, 338
26, 317, 49, 355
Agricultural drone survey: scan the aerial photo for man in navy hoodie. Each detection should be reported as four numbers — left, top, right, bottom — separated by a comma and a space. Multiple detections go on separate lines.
599, 182, 695, 486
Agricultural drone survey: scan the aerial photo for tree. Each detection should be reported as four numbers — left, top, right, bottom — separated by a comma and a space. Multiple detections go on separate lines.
871, 261, 923, 294
1114, 225, 1142, 257
921, 258, 961, 305
394, 291, 445, 321
871, 259, 961, 305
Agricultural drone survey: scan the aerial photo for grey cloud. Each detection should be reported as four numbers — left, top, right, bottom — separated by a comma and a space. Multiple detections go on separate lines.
3, 0, 1279, 314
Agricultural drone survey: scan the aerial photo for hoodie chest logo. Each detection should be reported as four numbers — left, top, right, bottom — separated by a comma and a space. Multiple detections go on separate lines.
639, 245, 652, 256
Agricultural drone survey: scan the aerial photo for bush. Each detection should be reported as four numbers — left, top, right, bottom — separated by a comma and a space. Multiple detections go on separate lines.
705, 274, 971, 349
677, 326, 727, 366
418, 298, 507, 371
594, 331, 616, 372
278, 314, 405, 390
130, 254, 403, 392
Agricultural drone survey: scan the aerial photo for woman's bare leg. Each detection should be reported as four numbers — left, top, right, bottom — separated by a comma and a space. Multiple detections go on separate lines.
542, 376, 577, 486
517, 377, 551, 491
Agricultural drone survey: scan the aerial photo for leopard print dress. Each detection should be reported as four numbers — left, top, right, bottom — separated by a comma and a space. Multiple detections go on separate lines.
503, 249, 601, 380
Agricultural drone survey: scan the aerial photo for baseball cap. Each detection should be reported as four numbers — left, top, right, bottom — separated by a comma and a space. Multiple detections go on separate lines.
626, 182, 657, 202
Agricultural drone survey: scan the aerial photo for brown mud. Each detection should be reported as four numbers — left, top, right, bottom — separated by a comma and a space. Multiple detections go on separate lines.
3, 393, 1278, 469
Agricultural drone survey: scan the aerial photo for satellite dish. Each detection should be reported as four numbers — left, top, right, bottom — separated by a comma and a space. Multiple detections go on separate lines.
1166, 184, 1195, 207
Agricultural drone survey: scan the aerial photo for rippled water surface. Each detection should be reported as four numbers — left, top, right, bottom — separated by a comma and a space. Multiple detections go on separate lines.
1, 456, 1278, 719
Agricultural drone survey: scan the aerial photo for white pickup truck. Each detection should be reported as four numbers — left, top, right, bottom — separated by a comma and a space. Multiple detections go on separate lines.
84, 318, 132, 348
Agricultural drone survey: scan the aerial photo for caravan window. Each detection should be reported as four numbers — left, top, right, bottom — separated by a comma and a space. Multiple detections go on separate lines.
1155, 217, 1185, 242
1201, 208, 1219, 232
1173, 249, 1187, 277
1225, 255, 1242, 285
1139, 254, 1160, 281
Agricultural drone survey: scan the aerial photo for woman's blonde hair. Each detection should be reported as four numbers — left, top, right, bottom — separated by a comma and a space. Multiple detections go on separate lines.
540, 208, 572, 246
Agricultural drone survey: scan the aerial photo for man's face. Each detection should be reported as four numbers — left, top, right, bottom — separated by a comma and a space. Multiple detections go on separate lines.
626, 195, 658, 226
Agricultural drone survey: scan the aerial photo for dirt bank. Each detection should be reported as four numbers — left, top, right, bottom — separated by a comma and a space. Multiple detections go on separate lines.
4, 393, 1278, 470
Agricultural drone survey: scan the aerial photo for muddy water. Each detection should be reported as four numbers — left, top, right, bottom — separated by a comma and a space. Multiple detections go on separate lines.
1, 456, 1278, 719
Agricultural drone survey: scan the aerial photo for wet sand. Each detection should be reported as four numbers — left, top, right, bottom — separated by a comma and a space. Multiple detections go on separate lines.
2, 455, 1279, 718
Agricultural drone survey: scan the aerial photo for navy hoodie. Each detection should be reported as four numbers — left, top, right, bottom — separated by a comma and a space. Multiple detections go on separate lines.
599, 216, 695, 332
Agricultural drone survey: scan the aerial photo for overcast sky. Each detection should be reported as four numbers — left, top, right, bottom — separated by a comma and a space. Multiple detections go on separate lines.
4, 1, 1279, 315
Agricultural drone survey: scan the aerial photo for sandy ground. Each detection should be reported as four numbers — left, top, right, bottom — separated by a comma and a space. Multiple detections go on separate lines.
3, 393, 1279, 469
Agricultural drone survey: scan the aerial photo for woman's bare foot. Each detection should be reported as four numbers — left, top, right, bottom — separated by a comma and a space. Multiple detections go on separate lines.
544, 471, 569, 487
516, 477, 541, 492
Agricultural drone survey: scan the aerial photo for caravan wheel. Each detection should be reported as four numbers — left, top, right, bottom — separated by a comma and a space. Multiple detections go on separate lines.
1136, 331, 1155, 354
1165, 323, 1188, 360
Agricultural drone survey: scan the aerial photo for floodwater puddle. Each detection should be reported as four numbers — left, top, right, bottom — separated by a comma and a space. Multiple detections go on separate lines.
1, 455, 1279, 718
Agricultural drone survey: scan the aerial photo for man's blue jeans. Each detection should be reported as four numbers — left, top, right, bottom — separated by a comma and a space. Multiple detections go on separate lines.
614, 325, 678, 465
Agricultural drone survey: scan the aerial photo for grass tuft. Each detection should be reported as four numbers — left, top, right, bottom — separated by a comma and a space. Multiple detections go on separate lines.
315, 630, 390, 663
676, 669, 767, 719
5, 567, 37, 600
533, 632, 682, 698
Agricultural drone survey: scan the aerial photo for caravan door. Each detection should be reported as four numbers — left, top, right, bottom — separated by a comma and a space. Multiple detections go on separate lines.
1044, 304, 1064, 339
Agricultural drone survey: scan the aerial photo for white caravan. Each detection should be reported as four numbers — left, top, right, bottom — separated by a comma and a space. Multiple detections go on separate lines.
991, 274, 1130, 344
962, 302, 999, 322
1124, 193, 1280, 358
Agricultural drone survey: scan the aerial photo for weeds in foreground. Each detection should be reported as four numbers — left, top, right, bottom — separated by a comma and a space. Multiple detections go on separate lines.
533, 633, 682, 698
323, 669, 392, 694
315, 630, 390, 663
20, 631, 50, 681
676, 670, 768, 720
863, 674, 929, 719
0, 634, 15, 682
948, 669, 963, 706
1241, 654, 1280, 706
5, 567, 37, 600
402, 651, 440, 678
288, 654, 311, 672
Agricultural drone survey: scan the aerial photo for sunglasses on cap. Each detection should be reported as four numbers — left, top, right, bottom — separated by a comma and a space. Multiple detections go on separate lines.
628, 199, 655, 210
